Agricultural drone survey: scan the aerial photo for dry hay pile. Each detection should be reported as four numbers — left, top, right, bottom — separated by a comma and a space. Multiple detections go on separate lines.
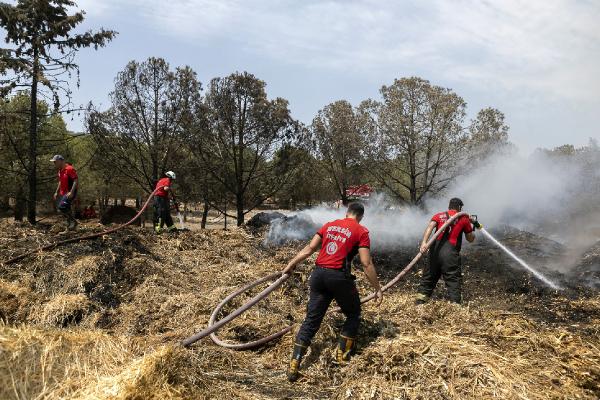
0, 222, 599, 399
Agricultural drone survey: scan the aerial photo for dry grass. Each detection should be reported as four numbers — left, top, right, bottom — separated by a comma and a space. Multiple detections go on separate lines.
29, 294, 92, 327
0, 224, 599, 399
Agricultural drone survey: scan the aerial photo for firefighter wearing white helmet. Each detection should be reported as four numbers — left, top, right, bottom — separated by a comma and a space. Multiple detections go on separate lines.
153, 171, 177, 234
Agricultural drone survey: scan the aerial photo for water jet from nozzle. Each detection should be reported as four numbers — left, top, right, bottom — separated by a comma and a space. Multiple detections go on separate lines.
479, 228, 561, 290
177, 212, 185, 230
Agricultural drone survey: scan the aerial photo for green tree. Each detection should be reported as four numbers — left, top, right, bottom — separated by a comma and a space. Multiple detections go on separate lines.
359, 77, 468, 204
275, 145, 335, 209
311, 100, 364, 205
0, 0, 116, 223
0, 92, 70, 220
469, 107, 511, 160
189, 72, 300, 226
66, 134, 137, 212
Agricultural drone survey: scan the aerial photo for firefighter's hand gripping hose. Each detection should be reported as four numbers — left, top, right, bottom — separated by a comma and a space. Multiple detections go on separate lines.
181, 212, 470, 349
2, 188, 161, 266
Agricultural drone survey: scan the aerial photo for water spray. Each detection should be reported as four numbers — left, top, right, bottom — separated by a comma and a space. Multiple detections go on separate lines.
170, 196, 186, 230
479, 227, 561, 290
177, 211, 186, 230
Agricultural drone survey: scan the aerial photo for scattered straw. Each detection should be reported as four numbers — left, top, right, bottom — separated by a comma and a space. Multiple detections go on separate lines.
0, 224, 598, 399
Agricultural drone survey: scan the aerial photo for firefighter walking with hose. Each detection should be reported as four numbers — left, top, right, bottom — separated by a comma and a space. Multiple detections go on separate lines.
153, 171, 178, 234
282, 202, 383, 382
416, 197, 481, 305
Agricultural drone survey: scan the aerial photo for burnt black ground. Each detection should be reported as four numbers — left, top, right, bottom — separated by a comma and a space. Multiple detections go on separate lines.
365, 225, 599, 338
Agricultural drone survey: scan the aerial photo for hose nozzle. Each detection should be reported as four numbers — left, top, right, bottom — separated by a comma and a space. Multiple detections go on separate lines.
470, 214, 482, 230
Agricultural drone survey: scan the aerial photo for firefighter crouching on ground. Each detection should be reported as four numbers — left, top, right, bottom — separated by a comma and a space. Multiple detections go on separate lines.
282, 202, 383, 382
51, 155, 78, 233
153, 171, 177, 234
416, 197, 481, 305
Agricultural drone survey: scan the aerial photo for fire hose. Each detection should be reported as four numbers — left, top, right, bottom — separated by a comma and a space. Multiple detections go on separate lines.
182, 212, 471, 349
3, 188, 161, 266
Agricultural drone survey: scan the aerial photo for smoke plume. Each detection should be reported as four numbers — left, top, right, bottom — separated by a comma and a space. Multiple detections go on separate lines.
266, 150, 600, 265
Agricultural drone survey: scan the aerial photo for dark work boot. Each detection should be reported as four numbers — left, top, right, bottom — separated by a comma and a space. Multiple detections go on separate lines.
415, 293, 430, 305
287, 341, 308, 382
335, 335, 356, 366
167, 225, 178, 233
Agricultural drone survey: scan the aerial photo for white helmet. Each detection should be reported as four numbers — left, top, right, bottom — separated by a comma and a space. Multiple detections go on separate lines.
165, 171, 176, 179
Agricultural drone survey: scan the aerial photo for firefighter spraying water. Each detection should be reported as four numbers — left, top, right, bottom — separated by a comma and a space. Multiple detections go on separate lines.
416, 198, 477, 304
416, 197, 561, 303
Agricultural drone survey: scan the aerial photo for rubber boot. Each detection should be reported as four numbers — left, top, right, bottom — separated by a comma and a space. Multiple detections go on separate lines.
167, 225, 178, 233
154, 224, 162, 234
68, 218, 78, 232
335, 335, 355, 366
287, 341, 308, 382
415, 293, 430, 305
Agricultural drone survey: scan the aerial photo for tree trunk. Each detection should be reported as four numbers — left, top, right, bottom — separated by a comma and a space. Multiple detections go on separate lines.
341, 191, 349, 206
236, 194, 244, 226
120, 198, 126, 206
410, 173, 418, 204
201, 202, 209, 229
0, 195, 9, 211
14, 186, 26, 222
223, 199, 228, 230
27, 49, 39, 224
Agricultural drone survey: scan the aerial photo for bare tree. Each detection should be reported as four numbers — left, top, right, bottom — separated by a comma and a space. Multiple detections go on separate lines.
88, 57, 202, 192
359, 77, 468, 204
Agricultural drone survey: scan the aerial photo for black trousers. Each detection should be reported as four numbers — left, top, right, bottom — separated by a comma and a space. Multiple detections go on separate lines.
153, 196, 174, 228
418, 240, 462, 303
296, 267, 361, 344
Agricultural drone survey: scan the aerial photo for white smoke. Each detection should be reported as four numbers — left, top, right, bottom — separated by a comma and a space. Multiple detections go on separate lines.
266, 150, 600, 259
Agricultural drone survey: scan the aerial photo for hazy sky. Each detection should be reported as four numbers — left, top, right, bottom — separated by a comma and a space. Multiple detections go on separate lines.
29, 1, 600, 152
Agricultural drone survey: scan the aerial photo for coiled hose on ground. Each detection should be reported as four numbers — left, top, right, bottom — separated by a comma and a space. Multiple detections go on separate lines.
3, 188, 160, 266
182, 212, 469, 349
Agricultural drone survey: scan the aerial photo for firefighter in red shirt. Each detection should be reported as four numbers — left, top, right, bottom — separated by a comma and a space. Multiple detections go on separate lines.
416, 198, 479, 305
153, 171, 177, 234
51, 155, 78, 233
282, 202, 383, 382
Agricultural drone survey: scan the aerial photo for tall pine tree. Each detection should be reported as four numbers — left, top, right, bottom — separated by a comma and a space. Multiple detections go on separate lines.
0, 0, 116, 223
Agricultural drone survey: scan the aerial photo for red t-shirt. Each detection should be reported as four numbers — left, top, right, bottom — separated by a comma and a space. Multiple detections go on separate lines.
431, 210, 473, 247
154, 177, 171, 197
58, 164, 78, 196
315, 218, 370, 269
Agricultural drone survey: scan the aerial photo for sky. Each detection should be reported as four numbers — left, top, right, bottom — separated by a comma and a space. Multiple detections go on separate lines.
20, 0, 600, 152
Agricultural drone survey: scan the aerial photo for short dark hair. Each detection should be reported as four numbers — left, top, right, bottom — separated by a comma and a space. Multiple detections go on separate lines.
448, 197, 464, 211
347, 202, 365, 218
